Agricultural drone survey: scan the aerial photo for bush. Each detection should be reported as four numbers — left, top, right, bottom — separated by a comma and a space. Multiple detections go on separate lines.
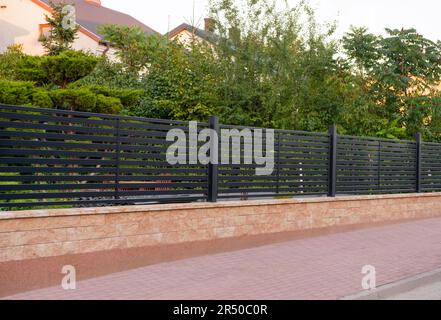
0, 81, 124, 114
88, 86, 142, 108
0, 50, 136, 115
15, 56, 47, 85
96, 94, 123, 114
0, 80, 53, 108
50, 88, 98, 112
0, 44, 25, 80
16, 51, 99, 88
43, 51, 99, 88
50, 87, 126, 114
31, 89, 53, 109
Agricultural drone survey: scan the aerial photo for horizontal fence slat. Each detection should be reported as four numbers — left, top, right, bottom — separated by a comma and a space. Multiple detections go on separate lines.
0, 181, 208, 191
0, 189, 207, 200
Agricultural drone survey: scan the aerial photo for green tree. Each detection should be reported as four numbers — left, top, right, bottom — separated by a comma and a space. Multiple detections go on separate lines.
0, 44, 25, 80
99, 25, 221, 120
208, 0, 351, 131
138, 40, 221, 121
40, 0, 80, 55
343, 27, 441, 139
78, 57, 142, 89
98, 25, 163, 74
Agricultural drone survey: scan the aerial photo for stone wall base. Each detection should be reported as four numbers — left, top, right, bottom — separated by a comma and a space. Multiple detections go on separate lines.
1, 193, 441, 297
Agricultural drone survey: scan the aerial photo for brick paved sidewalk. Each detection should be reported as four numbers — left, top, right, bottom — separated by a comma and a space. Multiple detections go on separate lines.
5, 217, 441, 300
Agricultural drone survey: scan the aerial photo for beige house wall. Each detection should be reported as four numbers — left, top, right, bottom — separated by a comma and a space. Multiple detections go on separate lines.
170, 29, 205, 47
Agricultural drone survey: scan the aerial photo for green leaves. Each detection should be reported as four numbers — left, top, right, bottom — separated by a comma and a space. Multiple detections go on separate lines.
210, 0, 344, 129
42, 50, 99, 88
0, 79, 140, 114
376, 119, 407, 140
98, 24, 221, 121
0, 80, 51, 108
16, 50, 99, 88
0, 45, 25, 81
343, 27, 441, 140
98, 25, 168, 74
40, 1, 80, 55
50, 87, 124, 113
139, 42, 220, 121
1, 0, 439, 142
342, 26, 380, 77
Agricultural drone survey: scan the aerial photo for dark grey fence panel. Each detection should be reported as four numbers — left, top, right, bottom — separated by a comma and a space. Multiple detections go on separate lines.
217, 124, 279, 200
421, 142, 441, 192
336, 135, 417, 195
217, 125, 330, 199
0, 104, 208, 209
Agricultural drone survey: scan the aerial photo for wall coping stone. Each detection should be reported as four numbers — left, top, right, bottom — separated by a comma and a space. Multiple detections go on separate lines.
1, 192, 441, 221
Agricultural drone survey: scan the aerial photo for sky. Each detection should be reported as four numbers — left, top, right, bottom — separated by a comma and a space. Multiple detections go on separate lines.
101, 0, 441, 41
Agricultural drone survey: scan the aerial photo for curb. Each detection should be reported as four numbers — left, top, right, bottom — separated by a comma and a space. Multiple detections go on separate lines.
341, 267, 441, 300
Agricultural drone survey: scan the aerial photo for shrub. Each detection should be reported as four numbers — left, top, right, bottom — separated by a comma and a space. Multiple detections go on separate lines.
0, 80, 53, 108
96, 94, 123, 114
88, 85, 142, 107
0, 44, 25, 80
15, 56, 47, 85
42, 51, 99, 88
16, 51, 99, 88
50, 87, 124, 114
50, 88, 98, 112
31, 89, 53, 109
0, 80, 129, 114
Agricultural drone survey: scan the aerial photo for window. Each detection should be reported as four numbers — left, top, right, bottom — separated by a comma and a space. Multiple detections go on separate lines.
39, 24, 51, 41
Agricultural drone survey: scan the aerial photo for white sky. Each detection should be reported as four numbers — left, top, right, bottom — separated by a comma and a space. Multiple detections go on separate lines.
101, 0, 441, 41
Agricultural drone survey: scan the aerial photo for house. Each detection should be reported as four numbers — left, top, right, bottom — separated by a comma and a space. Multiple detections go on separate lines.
0, 0, 158, 56
168, 18, 216, 47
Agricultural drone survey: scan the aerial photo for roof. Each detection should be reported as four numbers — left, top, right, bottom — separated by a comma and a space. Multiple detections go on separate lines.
167, 23, 215, 42
36, 0, 158, 41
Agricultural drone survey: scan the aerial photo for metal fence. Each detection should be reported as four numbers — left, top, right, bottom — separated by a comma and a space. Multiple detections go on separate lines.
1, 104, 440, 210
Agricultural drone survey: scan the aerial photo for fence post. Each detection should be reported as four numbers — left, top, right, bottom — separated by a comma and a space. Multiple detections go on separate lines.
415, 132, 422, 193
328, 124, 337, 197
208, 116, 219, 202
115, 118, 121, 200
378, 141, 381, 191
276, 132, 281, 194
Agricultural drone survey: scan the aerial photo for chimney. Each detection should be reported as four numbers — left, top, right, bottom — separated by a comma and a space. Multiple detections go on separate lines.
204, 18, 215, 33
85, 0, 101, 5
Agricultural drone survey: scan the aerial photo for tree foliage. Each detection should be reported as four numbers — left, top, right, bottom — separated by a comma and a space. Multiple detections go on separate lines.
343, 27, 441, 140
98, 25, 163, 74
0, 0, 440, 141
0, 44, 25, 80
40, 0, 80, 55
0, 50, 140, 114
96, 25, 221, 121
17, 50, 99, 88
